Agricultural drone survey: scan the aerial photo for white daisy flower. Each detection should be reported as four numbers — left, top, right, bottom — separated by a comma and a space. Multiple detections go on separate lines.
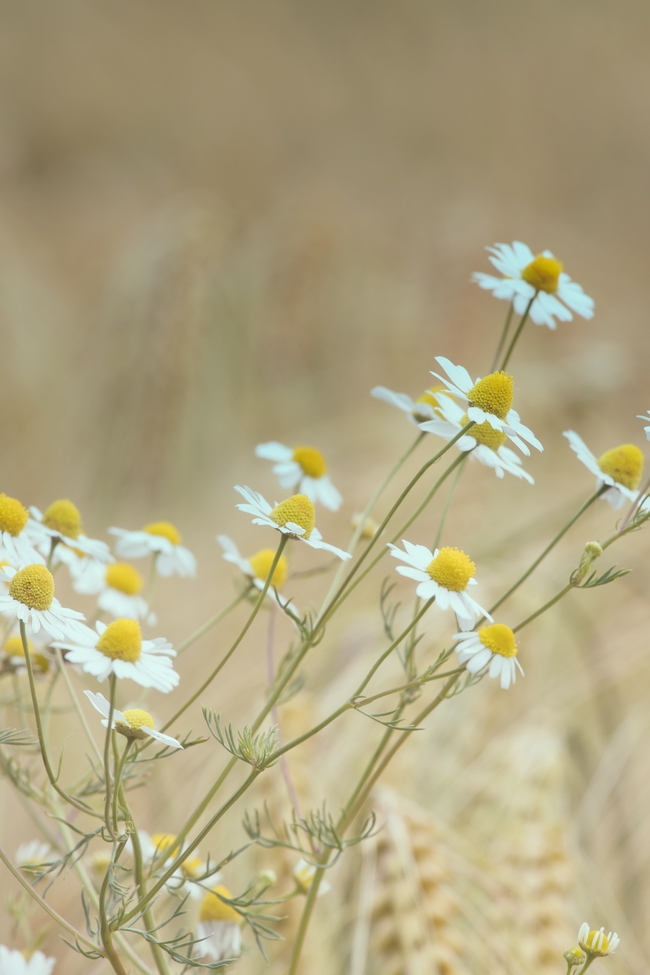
54, 619, 179, 692
255, 442, 342, 511
0, 494, 47, 566
418, 395, 533, 482
0, 564, 87, 641
216, 535, 295, 610
371, 385, 453, 426
472, 241, 594, 329
388, 540, 491, 632
578, 923, 620, 957
196, 886, 242, 962
109, 521, 196, 578
2, 631, 51, 676
84, 691, 182, 749
28, 500, 112, 563
452, 625, 524, 690
431, 357, 542, 456
0, 947, 56, 975
16, 840, 53, 878
234, 487, 352, 561
293, 858, 330, 896
70, 560, 151, 622
564, 431, 643, 509
139, 831, 212, 901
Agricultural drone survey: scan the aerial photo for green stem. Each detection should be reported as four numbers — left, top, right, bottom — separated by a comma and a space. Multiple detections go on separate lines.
129, 826, 173, 975
175, 590, 248, 656
112, 739, 132, 833
500, 294, 536, 370
490, 301, 515, 372
103, 675, 117, 837
99, 862, 129, 975
433, 454, 467, 550
54, 646, 103, 764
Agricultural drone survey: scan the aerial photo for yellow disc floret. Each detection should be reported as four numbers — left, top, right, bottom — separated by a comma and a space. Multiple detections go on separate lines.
106, 563, 144, 596
182, 855, 203, 878
118, 708, 155, 740
0, 494, 29, 537
199, 885, 240, 923
292, 446, 327, 479
9, 565, 55, 611
467, 371, 514, 420
579, 930, 610, 956
521, 254, 563, 293
427, 547, 475, 591
43, 499, 82, 539
461, 414, 507, 451
270, 495, 316, 538
413, 386, 449, 421
478, 623, 518, 658
597, 444, 643, 490
150, 833, 176, 855
96, 619, 142, 662
248, 549, 288, 588
143, 521, 181, 545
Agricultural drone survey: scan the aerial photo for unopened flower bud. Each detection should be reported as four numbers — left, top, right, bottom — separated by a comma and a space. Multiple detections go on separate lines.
571, 540, 603, 585
563, 947, 585, 968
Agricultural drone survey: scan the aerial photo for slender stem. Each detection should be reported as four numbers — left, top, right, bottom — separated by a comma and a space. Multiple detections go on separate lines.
512, 584, 571, 632
112, 739, 132, 833
490, 301, 515, 372
12, 672, 27, 731
54, 646, 103, 763
46, 536, 60, 571
500, 294, 536, 370
103, 675, 117, 837
433, 455, 467, 549
99, 863, 129, 975
266, 604, 304, 820
175, 590, 248, 656
129, 823, 173, 975
619, 472, 650, 532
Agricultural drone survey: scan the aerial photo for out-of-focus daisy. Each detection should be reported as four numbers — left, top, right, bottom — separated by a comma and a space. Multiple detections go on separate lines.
109, 522, 196, 578
371, 385, 452, 425
351, 513, 379, 539
564, 431, 643, 509
235, 488, 351, 561
216, 536, 294, 609
472, 241, 594, 329
84, 691, 182, 749
293, 858, 330, 896
55, 619, 179, 692
388, 541, 491, 631
578, 922, 620, 958
419, 395, 533, 482
16, 841, 53, 880
196, 885, 242, 962
87, 850, 112, 878
2, 632, 50, 675
0, 564, 87, 641
255, 442, 342, 511
70, 560, 151, 621
0, 494, 46, 566
0, 947, 56, 975
29, 499, 112, 563
431, 358, 542, 456
139, 831, 211, 900
452, 625, 524, 689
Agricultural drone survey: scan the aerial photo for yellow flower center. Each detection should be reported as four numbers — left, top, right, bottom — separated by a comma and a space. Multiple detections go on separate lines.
427, 547, 475, 591
9, 565, 55, 611
270, 495, 316, 539
0, 494, 29, 537
581, 930, 610, 955
292, 446, 327, 479
43, 499, 82, 539
461, 414, 507, 451
150, 833, 176, 854
521, 254, 563, 293
3, 634, 49, 673
468, 371, 514, 420
199, 885, 240, 923
89, 852, 112, 874
182, 856, 203, 878
478, 623, 517, 658
106, 563, 144, 596
96, 619, 142, 662
597, 444, 643, 490
117, 708, 155, 740
248, 549, 288, 588
413, 386, 449, 421
143, 521, 181, 545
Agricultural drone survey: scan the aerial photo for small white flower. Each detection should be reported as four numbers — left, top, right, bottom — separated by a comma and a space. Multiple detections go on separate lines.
16, 841, 53, 876
0, 565, 87, 641
235, 487, 351, 561
109, 522, 196, 578
578, 922, 620, 957
255, 442, 342, 511
564, 431, 643, 509
70, 560, 152, 622
197, 886, 242, 962
29, 500, 112, 563
452, 625, 524, 690
388, 541, 491, 632
419, 395, 533, 482
431, 357, 542, 456
472, 241, 594, 330
216, 535, 295, 611
0, 494, 47, 567
293, 857, 330, 896
2, 630, 51, 675
371, 385, 452, 426
55, 619, 179, 692
0, 947, 56, 975
84, 691, 182, 749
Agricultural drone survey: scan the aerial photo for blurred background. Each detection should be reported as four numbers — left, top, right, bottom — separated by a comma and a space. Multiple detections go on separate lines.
1, 0, 650, 972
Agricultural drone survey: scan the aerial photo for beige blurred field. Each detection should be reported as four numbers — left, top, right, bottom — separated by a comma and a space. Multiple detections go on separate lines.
2, 1, 650, 972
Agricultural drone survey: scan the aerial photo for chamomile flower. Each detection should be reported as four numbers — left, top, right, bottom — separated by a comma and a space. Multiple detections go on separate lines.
70, 560, 151, 621
431, 358, 542, 456
472, 241, 594, 329
139, 832, 211, 900
293, 858, 330, 896
371, 385, 452, 425
109, 522, 196, 578
16, 841, 53, 879
0, 947, 56, 975
564, 431, 643, 509
55, 619, 179, 692
2, 632, 50, 675
235, 487, 352, 561
216, 536, 295, 610
0, 494, 46, 566
255, 442, 342, 511
452, 625, 524, 689
196, 886, 242, 962
0, 565, 87, 641
388, 541, 491, 631
577, 923, 620, 957
419, 395, 533, 482
29, 500, 112, 563
84, 691, 182, 749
